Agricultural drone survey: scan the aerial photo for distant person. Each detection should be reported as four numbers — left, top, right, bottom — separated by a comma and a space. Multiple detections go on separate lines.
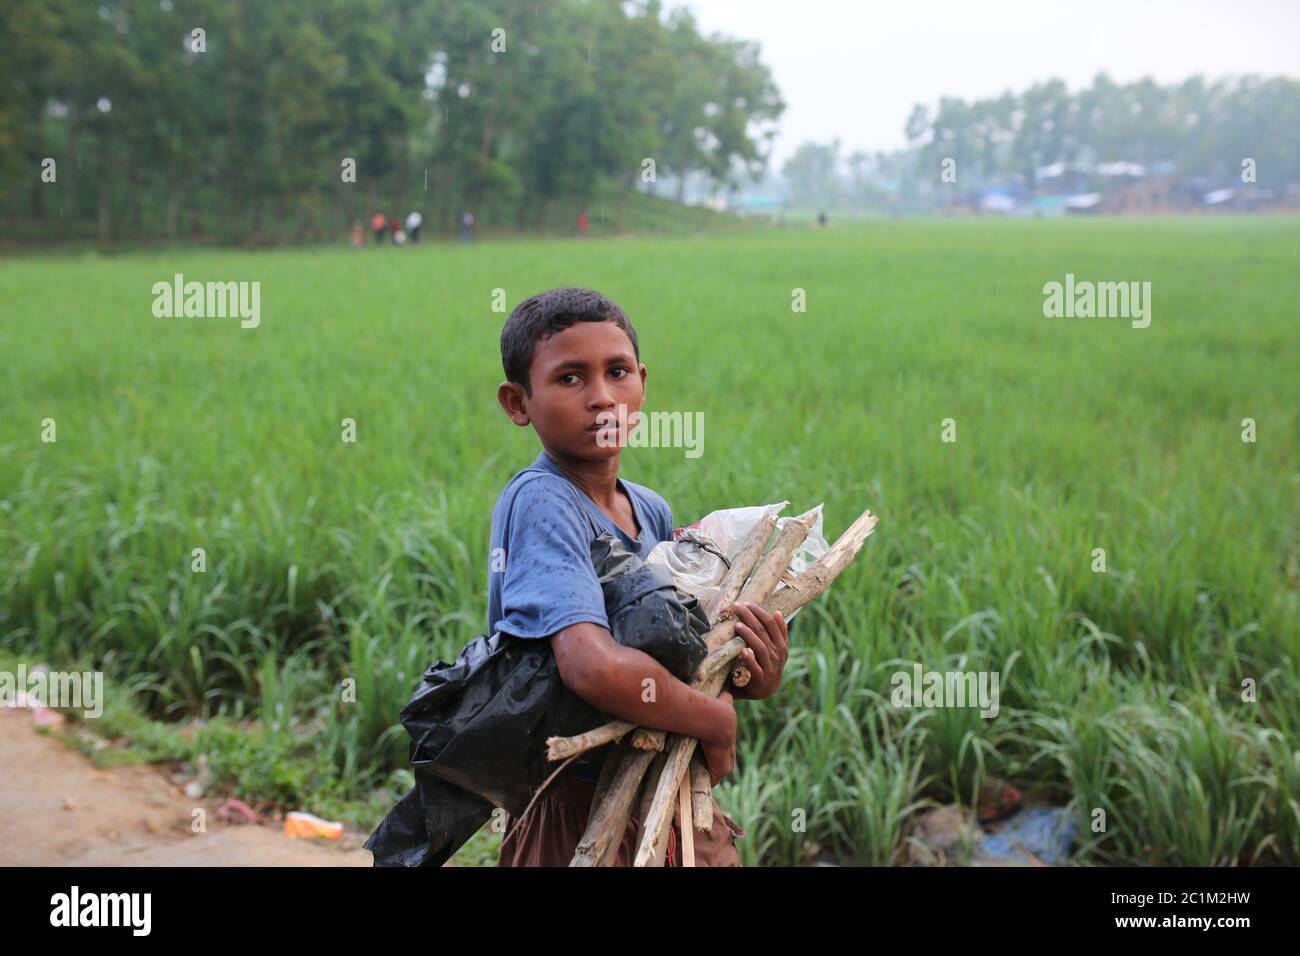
817, 211, 827, 227
460, 210, 475, 242
350, 220, 365, 248
577, 210, 589, 236
406, 210, 423, 244
389, 215, 401, 239
371, 212, 387, 244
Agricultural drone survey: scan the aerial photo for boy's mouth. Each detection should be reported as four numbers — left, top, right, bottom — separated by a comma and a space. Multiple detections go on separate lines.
586, 416, 624, 444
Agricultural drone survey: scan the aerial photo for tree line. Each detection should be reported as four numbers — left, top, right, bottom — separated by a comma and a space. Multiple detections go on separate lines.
0, 0, 783, 243
781, 73, 1300, 211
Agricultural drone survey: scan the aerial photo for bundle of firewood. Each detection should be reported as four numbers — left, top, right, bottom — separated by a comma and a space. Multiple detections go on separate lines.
545, 504, 878, 866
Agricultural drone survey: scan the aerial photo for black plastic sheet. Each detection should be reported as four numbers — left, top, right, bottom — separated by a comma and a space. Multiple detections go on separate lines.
364, 531, 709, 866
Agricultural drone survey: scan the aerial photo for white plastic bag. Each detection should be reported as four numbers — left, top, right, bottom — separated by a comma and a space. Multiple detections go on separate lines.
646, 501, 828, 621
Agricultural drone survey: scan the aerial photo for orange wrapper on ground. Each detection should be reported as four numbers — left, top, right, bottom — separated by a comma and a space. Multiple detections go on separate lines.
284, 811, 343, 840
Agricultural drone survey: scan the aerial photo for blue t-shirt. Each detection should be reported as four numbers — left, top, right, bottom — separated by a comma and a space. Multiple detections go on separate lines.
487, 450, 674, 640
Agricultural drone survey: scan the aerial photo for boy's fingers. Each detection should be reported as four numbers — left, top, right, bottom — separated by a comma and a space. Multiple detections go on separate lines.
735, 603, 776, 657
740, 646, 765, 683
751, 609, 782, 667
746, 602, 775, 627
734, 614, 775, 674
703, 747, 720, 786
746, 603, 785, 654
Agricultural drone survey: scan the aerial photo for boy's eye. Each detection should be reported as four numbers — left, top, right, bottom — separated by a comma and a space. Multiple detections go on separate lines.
559, 373, 580, 385
609, 367, 629, 379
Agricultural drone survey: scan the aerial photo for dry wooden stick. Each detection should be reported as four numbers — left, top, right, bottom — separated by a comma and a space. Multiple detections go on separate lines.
727, 512, 818, 686
702, 511, 779, 622
689, 753, 713, 831
546, 719, 635, 761
570, 506, 878, 866
734, 513, 818, 614
701, 636, 748, 675
728, 510, 879, 687
629, 514, 816, 751
763, 509, 879, 621
634, 668, 729, 866
550, 509, 876, 762
570, 747, 657, 867
635, 752, 671, 867
596, 750, 644, 868
634, 509, 879, 866
589, 740, 625, 814
677, 775, 695, 866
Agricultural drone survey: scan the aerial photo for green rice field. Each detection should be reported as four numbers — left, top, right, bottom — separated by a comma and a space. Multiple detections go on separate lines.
1, 216, 1297, 865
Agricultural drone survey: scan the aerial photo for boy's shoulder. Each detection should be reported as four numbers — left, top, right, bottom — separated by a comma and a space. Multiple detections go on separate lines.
491, 457, 581, 520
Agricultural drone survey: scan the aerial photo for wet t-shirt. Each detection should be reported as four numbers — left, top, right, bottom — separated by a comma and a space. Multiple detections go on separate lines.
485, 450, 674, 784
487, 450, 674, 640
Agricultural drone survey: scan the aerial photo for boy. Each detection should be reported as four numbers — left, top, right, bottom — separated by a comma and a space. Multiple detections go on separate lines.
490, 287, 790, 866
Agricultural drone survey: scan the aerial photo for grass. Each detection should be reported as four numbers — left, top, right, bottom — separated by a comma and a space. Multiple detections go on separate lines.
1, 215, 1297, 865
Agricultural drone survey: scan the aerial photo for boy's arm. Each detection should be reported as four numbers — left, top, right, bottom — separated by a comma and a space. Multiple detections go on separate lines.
549, 622, 733, 745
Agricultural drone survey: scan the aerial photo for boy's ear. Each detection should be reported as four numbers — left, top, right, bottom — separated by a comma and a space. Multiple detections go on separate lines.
497, 381, 531, 426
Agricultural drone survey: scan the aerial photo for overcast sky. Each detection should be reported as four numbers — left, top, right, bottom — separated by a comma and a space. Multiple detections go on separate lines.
682, 0, 1300, 166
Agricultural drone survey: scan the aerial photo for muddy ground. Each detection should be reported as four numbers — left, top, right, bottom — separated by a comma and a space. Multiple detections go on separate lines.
0, 710, 373, 866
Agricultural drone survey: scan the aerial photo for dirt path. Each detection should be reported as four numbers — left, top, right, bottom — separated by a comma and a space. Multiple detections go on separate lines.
0, 710, 372, 866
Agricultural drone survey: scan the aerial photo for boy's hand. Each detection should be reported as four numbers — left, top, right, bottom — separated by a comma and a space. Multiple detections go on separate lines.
699, 690, 737, 785
732, 602, 789, 700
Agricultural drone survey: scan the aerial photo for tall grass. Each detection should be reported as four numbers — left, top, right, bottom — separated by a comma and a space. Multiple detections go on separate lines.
1, 217, 1296, 863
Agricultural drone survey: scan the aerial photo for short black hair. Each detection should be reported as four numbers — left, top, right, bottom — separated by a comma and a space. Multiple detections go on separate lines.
500, 287, 640, 396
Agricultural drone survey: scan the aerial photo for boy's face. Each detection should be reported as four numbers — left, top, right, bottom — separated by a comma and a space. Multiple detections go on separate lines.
498, 320, 646, 463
